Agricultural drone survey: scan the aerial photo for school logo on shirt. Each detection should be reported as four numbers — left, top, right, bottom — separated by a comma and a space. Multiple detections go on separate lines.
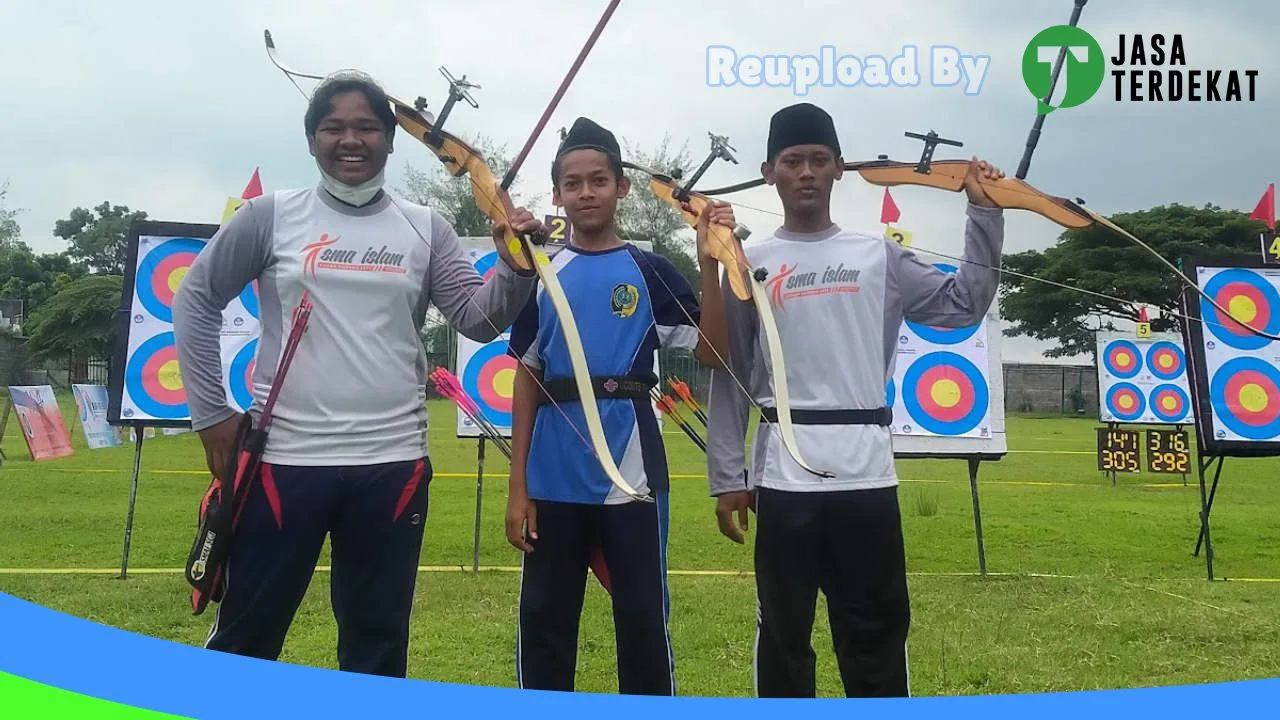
301, 233, 408, 279
610, 283, 639, 318
765, 262, 862, 308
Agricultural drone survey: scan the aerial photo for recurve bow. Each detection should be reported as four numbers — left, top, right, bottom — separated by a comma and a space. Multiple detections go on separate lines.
262, 0, 655, 503
698, 129, 1280, 343
623, 133, 835, 479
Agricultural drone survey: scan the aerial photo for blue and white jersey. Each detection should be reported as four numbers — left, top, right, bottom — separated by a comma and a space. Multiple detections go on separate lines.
509, 243, 700, 505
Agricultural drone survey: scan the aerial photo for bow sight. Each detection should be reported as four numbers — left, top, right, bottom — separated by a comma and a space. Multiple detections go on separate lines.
901, 129, 964, 175
416, 67, 481, 149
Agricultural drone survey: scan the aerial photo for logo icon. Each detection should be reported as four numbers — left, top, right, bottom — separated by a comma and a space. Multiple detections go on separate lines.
610, 283, 639, 318
1021, 25, 1105, 114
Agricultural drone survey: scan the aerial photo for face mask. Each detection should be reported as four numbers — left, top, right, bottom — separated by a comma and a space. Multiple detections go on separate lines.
317, 163, 385, 207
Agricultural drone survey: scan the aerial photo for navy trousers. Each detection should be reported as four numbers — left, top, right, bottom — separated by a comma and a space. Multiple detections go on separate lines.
203, 457, 431, 677
516, 496, 675, 695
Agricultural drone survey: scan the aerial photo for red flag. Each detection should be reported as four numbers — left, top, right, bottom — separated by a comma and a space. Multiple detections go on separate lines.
880, 187, 900, 224
1138, 306, 1149, 324
241, 168, 263, 200
1249, 183, 1275, 230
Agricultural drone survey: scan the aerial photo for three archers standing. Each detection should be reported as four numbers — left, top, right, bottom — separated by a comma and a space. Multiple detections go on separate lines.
504, 117, 736, 695
173, 71, 545, 678
704, 102, 1007, 698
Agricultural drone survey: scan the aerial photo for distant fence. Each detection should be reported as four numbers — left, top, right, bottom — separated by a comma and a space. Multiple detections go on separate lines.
1003, 363, 1097, 416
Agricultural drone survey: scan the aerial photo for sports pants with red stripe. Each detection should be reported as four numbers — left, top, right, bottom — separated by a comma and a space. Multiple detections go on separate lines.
203, 457, 431, 677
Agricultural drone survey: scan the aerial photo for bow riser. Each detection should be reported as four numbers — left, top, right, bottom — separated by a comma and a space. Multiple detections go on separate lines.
390, 101, 536, 274
646, 178, 754, 302
849, 160, 1094, 230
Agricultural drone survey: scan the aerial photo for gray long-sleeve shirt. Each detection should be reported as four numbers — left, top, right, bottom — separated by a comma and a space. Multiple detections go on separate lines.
172, 186, 536, 466
705, 202, 1004, 495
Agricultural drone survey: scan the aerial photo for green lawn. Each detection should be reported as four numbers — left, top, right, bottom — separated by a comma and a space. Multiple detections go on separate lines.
2, 393, 1279, 697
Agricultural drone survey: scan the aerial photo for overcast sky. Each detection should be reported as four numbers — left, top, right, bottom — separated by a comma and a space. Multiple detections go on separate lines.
2, 0, 1275, 362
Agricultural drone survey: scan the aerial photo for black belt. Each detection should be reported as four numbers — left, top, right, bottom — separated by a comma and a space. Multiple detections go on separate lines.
759, 406, 893, 426
538, 375, 656, 404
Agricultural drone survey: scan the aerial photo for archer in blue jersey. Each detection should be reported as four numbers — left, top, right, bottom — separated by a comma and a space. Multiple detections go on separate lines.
505, 116, 735, 695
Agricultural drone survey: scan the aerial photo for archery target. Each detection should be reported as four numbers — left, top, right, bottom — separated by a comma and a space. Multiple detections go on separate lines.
1146, 341, 1185, 380
1104, 382, 1146, 422
904, 264, 982, 345
886, 378, 895, 407
125, 332, 186, 419
461, 342, 517, 427
1201, 268, 1280, 351
1149, 383, 1190, 423
1102, 339, 1143, 379
1095, 332, 1192, 425
228, 338, 258, 412
901, 351, 988, 435
1209, 357, 1280, 440
135, 238, 203, 323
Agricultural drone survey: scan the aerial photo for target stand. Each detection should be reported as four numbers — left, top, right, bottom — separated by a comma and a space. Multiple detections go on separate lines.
107, 220, 262, 579
1178, 254, 1280, 581
890, 301, 1008, 577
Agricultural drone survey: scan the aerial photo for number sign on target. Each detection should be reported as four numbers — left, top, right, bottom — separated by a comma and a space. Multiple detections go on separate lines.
108, 221, 261, 427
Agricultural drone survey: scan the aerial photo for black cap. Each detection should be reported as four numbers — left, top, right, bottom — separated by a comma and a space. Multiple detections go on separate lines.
556, 116, 621, 159
766, 103, 841, 161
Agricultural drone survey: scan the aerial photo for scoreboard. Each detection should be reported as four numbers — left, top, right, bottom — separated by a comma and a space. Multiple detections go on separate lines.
1146, 427, 1191, 474
1096, 426, 1191, 475
1097, 427, 1141, 472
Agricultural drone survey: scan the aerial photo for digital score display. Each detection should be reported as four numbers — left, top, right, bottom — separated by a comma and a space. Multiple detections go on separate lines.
1097, 427, 1141, 472
1146, 428, 1191, 474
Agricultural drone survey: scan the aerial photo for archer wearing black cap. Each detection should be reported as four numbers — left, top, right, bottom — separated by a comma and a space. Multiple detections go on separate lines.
703, 101, 1008, 698
504, 116, 736, 695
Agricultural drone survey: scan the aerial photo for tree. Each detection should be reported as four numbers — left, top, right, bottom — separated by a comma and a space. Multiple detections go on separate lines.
0, 241, 88, 323
54, 201, 148, 276
0, 180, 21, 247
999, 203, 1266, 358
397, 134, 543, 236
24, 275, 122, 364
615, 135, 701, 294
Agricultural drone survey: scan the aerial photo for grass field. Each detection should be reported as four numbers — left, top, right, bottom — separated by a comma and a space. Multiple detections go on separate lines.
3, 392, 1280, 698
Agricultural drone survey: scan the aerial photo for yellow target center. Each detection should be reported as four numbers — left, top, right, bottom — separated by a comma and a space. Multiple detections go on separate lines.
168, 267, 189, 293
158, 360, 183, 390
1239, 383, 1269, 413
1115, 354, 1132, 368
930, 379, 961, 408
1229, 296, 1258, 324
1161, 395, 1178, 411
494, 368, 516, 399
1118, 394, 1134, 410
1158, 354, 1173, 369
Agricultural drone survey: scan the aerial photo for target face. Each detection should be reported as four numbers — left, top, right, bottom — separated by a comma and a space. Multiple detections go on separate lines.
1105, 382, 1146, 422
1201, 268, 1280, 351
1102, 340, 1143, 379
1145, 341, 1185, 380
136, 238, 203, 323
136, 237, 259, 323
462, 342, 518, 426
228, 339, 258, 412
125, 332, 186, 419
901, 352, 988, 435
1210, 357, 1280, 440
904, 264, 982, 345
1150, 383, 1190, 423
